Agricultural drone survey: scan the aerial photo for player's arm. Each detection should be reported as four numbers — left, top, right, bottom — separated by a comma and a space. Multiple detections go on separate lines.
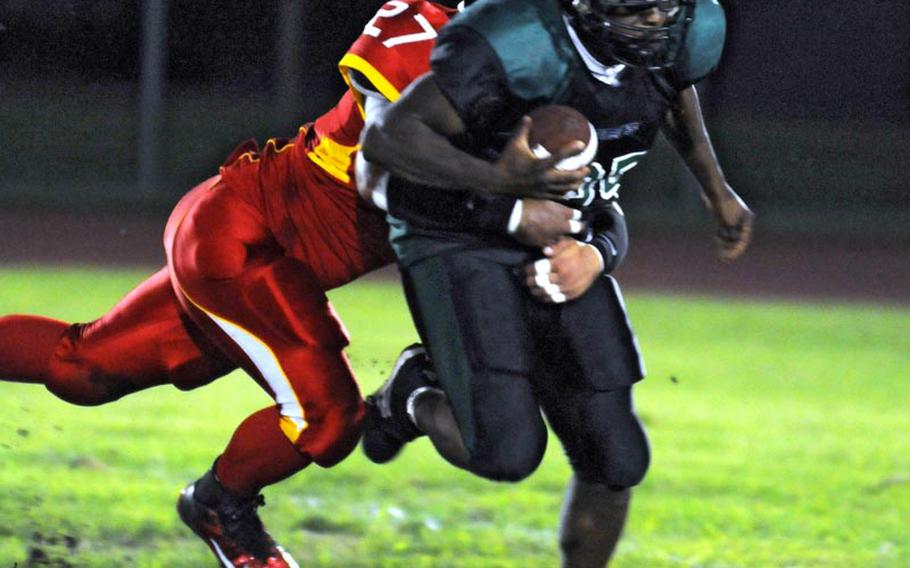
354, 80, 394, 210
524, 200, 628, 304
360, 72, 587, 198
360, 72, 481, 191
588, 200, 629, 274
355, 76, 585, 246
661, 85, 754, 261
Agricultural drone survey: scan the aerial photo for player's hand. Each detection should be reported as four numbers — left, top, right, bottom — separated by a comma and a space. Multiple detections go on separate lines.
492, 117, 589, 199
711, 187, 754, 262
524, 237, 602, 304
512, 199, 586, 249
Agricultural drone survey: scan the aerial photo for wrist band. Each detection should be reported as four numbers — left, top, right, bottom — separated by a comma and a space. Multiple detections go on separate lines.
506, 200, 524, 234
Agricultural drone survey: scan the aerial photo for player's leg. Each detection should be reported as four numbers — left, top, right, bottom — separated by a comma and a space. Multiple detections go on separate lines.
361, 343, 454, 463
364, 250, 548, 482
173, 263, 358, 568
169, 182, 362, 567
174, 254, 365, 475
412, 376, 471, 466
541, 384, 647, 567
0, 267, 234, 405
177, 406, 306, 568
558, 475, 632, 568
533, 277, 650, 567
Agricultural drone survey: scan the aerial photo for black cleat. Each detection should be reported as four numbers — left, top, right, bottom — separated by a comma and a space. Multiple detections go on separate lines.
362, 344, 438, 464
177, 469, 299, 568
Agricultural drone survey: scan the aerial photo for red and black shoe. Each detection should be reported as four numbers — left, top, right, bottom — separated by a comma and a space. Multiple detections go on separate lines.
361, 343, 440, 464
177, 470, 299, 568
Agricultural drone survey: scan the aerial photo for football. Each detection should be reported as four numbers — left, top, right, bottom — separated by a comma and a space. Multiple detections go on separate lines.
527, 105, 598, 171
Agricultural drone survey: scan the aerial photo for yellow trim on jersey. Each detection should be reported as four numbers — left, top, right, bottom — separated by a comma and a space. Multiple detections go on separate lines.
175, 282, 309, 443
204, 176, 221, 192
233, 151, 260, 165
220, 139, 295, 172
339, 52, 403, 116
265, 138, 295, 154
306, 135, 359, 184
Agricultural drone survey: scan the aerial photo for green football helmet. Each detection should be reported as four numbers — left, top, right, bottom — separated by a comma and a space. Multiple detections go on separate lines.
562, 0, 697, 69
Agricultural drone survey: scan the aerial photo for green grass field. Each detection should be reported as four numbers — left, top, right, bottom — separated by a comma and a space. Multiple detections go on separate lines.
1, 267, 908, 567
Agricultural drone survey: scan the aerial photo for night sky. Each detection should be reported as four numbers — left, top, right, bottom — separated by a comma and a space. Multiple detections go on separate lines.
3, 1, 906, 120
1, 1, 907, 230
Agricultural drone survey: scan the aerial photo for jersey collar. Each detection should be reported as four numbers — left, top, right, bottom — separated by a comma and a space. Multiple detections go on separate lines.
562, 16, 627, 88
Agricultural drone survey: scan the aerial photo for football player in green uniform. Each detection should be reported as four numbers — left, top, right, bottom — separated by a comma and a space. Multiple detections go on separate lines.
357, 0, 753, 565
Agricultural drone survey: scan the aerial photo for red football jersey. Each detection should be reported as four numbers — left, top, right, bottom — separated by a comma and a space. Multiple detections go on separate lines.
216, 1, 457, 290
310, 0, 459, 186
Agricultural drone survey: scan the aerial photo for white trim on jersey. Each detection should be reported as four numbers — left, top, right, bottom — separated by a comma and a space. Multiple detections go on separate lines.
562, 15, 627, 87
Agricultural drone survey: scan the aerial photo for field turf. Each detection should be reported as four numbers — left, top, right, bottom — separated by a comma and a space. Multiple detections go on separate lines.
1, 267, 907, 567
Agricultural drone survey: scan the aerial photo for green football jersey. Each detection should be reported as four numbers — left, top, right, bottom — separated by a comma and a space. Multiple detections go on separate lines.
387, 0, 724, 266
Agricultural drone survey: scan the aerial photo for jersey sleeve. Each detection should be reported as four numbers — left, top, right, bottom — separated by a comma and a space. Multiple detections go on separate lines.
339, 0, 451, 108
430, 25, 526, 149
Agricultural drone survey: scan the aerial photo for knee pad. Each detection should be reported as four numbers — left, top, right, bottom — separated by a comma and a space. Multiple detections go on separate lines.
275, 347, 365, 468
466, 426, 547, 483
294, 397, 365, 468
467, 453, 542, 483
45, 325, 125, 406
576, 437, 651, 489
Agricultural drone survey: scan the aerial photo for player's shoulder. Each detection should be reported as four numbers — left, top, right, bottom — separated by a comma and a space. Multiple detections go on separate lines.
435, 0, 573, 101
341, 1, 458, 101
360, 0, 456, 42
657, 0, 726, 91
410, 0, 459, 19
347, 0, 457, 60
674, 0, 727, 85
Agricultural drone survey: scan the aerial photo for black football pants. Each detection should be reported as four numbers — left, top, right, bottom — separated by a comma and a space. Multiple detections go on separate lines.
400, 247, 650, 487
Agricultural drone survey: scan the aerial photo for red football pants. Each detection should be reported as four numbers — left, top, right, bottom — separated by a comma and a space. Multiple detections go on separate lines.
165, 176, 364, 468
0, 176, 365, 492
0, 268, 233, 400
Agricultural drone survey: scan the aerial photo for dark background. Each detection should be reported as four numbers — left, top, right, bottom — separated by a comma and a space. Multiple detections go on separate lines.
1, 0, 909, 241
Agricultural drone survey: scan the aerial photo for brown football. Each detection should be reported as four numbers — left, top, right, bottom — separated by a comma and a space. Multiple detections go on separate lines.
527, 105, 597, 170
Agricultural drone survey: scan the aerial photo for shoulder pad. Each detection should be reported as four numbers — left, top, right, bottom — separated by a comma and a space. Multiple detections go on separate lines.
455, 0, 576, 101
341, 0, 453, 102
677, 0, 727, 84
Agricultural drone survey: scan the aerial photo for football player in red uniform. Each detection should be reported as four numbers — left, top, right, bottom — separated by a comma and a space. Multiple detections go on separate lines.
0, 2, 507, 567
